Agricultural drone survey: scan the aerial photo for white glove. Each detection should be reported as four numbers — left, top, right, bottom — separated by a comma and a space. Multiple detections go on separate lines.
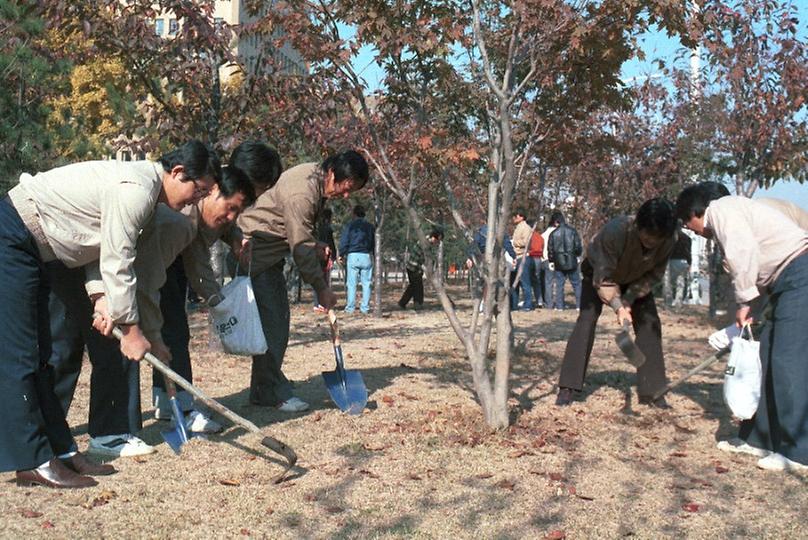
708, 324, 741, 351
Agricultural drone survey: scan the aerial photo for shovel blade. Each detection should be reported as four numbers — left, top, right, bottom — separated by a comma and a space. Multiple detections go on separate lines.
161, 427, 186, 455
322, 369, 367, 415
615, 330, 646, 368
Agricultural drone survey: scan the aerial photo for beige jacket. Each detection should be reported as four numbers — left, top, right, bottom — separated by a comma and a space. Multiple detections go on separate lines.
585, 216, 676, 311
705, 196, 808, 304
512, 220, 532, 258
8, 160, 163, 324
134, 201, 235, 343
758, 197, 808, 230
237, 162, 327, 291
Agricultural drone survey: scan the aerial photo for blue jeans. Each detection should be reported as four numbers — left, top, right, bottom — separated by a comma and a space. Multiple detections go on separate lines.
553, 268, 582, 309
510, 258, 534, 310
345, 252, 373, 313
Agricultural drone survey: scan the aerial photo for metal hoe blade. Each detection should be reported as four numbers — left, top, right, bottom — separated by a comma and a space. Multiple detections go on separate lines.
161, 396, 191, 455
615, 320, 646, 367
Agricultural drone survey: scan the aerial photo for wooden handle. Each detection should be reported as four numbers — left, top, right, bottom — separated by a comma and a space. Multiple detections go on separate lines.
327, 309, 340, 347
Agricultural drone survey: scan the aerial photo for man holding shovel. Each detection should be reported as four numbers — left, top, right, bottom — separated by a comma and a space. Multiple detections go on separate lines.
676, 185, 808, 472
555, 198, 677, 408
237, 150, 369, 412
0, 141, 219, 488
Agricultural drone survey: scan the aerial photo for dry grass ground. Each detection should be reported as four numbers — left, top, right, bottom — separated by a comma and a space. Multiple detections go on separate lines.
1, 285, 806, 539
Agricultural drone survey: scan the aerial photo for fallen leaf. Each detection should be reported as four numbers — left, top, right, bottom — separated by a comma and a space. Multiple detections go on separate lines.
508, 450, 533, 459
359, 469, 379, 479
548, 472, 564, 482
219, 479, 241, 487
382, 396, 395, 406
312, 412, 323, 422
399, 363, 416, 370
575, 493, 596, 501
240, 528, 250, 535
545, 530, 566, 540
325, 505, 344, 514
495, 479, 516, 491
671, 452, 688, 457
266, 508, 274, 515
476, 472, 494, 479
304, 494, 317, 502
134, 456, 148, 463
567, 486, 577, 495
715, 465, 730, 474
20, 509, 42, 519
407, 473, 422, 481
682, 503, 700, 513
41, 521, 55, 529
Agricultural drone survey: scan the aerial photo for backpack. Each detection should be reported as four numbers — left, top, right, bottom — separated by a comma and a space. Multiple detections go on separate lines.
528, 231, 544, 257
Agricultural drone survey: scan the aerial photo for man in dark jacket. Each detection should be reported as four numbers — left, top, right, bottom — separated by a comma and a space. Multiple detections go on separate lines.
339, 205, 376, 314
547, 212, 583, 310
398, 229, 443, 309
665, 229, 692, 307
555, 198, 677, 408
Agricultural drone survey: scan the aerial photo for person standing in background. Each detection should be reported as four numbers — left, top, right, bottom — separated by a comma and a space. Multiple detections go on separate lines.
339, 205, 375, 314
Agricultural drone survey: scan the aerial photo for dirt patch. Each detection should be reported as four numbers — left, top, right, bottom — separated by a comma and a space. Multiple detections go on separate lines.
2, 286, 806, 538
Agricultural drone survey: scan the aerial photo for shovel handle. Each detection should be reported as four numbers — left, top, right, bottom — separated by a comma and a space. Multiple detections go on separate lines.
108, 326, 297, 482
652, 347, 731, 401
327, 309, 341, 347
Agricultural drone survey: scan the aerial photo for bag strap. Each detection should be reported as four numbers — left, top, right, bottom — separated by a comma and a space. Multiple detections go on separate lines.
740, 323, 754, 341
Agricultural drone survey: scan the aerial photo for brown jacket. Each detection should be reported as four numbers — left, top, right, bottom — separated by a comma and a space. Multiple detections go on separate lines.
585, 216, 676, 311
236, 162, 327, 291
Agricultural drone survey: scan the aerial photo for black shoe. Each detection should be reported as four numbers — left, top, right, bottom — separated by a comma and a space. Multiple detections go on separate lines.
638, 395, 671, 409
555, 387, 574, 406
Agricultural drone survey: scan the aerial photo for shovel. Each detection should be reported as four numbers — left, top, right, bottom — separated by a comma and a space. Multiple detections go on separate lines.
160, 376, 192, 454
109, 326, 297, 483
652, 347, 731, 401
615, 320, 646, 367
322, 309, 367, 415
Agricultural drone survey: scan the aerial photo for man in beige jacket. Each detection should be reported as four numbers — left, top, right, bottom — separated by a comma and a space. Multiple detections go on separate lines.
238, 150, 369, 411
1, 140, 220, 488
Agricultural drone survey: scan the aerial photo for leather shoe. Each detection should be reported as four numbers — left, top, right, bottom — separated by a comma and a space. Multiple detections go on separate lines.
61, 452, 116, 476
555, 387, 575, 406
16, 458, 97, 489
638, 395, 671, 409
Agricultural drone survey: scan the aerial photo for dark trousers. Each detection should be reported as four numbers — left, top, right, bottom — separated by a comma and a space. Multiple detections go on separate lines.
250, 262, 293, 406
48, 262, 142, 437
0, 198, 74, 471
399, 268, 424, 307
530, 257, 544, 306
153, 258, 194, 412
558, 272, 667, 397
740, 253, 808, 465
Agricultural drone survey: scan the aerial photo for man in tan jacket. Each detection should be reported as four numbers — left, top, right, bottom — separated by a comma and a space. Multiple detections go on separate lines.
1, 140, 219, 488
238, 150, 369, 411
556, 198, 677, 408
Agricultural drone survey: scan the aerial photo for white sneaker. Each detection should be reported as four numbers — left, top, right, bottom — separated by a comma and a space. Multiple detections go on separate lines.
185, 410, 222, 433
88, 434, 156, 457
757, 453, 808, 472
277, 396, 309, 412
716, 438, 770, 458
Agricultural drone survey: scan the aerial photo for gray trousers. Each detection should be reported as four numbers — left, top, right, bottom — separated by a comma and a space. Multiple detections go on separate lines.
249, 262, 294, 406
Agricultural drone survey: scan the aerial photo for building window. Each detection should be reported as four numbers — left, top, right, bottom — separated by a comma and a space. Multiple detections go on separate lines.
169, 18, 179, 35
155, 18, 164, 36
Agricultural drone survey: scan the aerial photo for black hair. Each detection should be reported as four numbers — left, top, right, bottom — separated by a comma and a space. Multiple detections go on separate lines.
229, 141, 283, 190
353, 204, 366, 218
321, 208, 333, 220
514, 208, 527, 219
218, 166, 256, 207
675, 183, 728, 221
549, 211, 565, 225
636, 197, 676, 238
322, 150, 369, 189
159, 140, 222, 182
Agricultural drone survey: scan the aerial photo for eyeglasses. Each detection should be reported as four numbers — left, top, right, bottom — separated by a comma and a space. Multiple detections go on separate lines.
191, 178, 212, 198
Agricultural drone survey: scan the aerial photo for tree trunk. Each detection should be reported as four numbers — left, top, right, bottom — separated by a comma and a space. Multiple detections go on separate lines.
372, 186, 386, 317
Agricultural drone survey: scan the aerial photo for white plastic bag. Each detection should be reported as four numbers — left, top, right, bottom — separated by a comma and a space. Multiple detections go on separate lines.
723, 325, 761, 420
209, 276, 267, 356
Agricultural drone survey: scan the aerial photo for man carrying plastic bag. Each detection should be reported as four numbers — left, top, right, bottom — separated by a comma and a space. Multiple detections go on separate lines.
676, 184, 808, 472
